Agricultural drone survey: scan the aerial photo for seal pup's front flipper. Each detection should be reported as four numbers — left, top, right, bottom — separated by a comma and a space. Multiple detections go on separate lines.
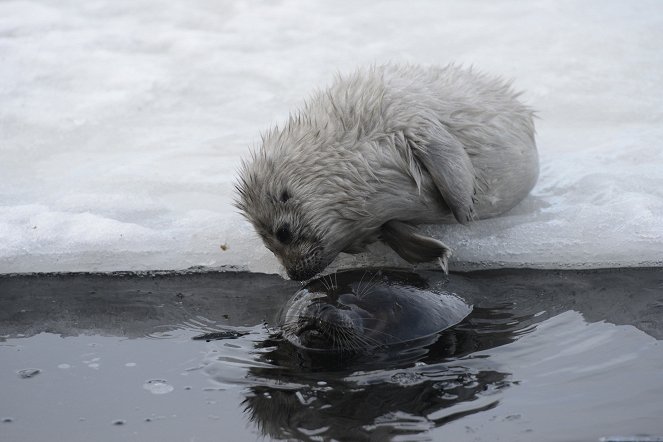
411, 124, 477, 224
381, 220, 452, 274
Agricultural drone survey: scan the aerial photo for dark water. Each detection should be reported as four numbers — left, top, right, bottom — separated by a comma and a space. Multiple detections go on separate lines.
1, 268, 662, 442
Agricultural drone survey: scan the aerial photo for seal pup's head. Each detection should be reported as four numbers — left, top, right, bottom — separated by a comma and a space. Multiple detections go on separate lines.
234, 123, 382, 281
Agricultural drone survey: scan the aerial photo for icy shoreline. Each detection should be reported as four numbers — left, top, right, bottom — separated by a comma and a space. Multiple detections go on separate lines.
2, 0, 662, 275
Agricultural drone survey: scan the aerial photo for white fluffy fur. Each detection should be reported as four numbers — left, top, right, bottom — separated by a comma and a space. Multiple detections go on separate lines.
236, 64, 538, 280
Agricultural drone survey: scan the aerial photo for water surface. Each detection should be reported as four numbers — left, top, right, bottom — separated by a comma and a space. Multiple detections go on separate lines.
1, 268, 662, 441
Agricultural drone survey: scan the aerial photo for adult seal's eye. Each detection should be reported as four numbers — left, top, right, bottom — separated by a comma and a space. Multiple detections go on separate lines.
276, 224, 292, 244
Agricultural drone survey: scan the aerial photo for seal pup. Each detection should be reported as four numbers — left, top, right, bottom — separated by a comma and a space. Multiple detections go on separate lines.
278, 269, 472, 352
235, 64, 538, 280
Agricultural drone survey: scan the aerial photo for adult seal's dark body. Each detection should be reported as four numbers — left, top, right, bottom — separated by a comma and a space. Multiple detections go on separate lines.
236, 63, 539, 280
278, 270, 472, 352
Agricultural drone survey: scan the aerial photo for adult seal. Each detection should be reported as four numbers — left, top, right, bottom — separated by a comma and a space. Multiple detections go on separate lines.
278, 269, 472, 352
236, 63, 539, 280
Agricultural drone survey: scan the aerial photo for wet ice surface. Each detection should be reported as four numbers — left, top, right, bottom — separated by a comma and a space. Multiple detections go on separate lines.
1, 269, 662, 442
1, 0, 663, 274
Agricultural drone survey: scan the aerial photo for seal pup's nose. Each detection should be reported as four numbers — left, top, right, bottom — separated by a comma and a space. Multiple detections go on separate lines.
287, 267, 319, 282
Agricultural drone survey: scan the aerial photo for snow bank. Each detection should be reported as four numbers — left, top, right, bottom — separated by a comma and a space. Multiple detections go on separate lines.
1, 0, 662, 274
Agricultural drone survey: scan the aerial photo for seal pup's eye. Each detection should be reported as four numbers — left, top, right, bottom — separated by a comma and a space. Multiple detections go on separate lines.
280, 190, 290, 203
276, 224, 293, 244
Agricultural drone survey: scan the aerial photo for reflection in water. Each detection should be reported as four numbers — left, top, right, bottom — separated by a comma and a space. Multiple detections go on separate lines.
243, 368, 506, 441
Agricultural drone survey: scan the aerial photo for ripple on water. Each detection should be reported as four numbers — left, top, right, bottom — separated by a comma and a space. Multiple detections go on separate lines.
17, 368, 41, 379
142, 380, 174, 395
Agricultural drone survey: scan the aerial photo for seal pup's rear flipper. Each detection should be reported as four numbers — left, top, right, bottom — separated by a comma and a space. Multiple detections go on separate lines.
411, 124, 478, 224
381, 220, 452, 274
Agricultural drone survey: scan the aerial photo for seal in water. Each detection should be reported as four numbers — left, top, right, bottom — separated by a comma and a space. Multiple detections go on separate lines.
235, 63, 539, 280
278, 269, 472, 352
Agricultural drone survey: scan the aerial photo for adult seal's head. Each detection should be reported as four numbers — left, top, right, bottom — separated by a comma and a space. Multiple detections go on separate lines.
235, 63, 538, 280
278, 270, 472, 352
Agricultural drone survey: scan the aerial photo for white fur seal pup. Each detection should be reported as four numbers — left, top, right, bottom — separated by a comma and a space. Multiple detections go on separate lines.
236, 64, 538, 281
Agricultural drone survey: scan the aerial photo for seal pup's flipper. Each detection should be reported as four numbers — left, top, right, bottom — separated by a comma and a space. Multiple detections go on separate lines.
411, 124, 477, 224
381, 220, 452, 274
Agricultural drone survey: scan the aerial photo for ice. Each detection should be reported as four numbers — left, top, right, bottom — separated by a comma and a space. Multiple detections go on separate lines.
1, 0, 662, 274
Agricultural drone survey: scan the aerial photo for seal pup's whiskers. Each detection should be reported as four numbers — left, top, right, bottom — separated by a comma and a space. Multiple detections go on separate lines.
363, 272, 379, 298
356, 271, 379, 298
356, 271, 368, 298
319, 272, 338, 292
319, 276, 331, 292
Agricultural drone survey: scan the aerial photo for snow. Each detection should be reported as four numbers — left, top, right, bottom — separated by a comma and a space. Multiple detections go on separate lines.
1, 0, 662, 274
